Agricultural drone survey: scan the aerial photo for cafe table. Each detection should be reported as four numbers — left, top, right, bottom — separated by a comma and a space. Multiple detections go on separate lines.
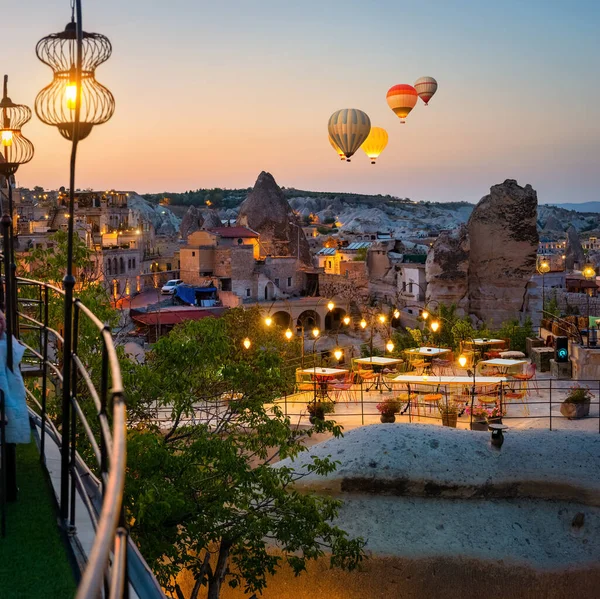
477, 358, 527, 375
466, 338, 505, 359
301, 367, 348, 400
404, 347, 451, 373
354, 356, 403, 392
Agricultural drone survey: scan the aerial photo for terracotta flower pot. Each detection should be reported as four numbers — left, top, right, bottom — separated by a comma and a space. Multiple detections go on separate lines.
560, 399, 590, 420
441, 413, 458, 427
470, 420, 488, 431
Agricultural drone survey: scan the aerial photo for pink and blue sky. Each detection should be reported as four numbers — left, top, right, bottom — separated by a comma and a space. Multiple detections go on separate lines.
5, 0, 599, 203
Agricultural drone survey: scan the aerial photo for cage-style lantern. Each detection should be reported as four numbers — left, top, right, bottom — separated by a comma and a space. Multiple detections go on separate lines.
35, 20, 114, 140
0, 76, 34, 178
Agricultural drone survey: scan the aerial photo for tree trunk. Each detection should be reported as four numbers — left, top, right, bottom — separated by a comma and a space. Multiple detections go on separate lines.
207, 539, 232, 599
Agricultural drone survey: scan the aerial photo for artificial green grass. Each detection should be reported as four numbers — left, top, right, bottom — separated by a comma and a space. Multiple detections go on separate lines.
0, 439, 77, 598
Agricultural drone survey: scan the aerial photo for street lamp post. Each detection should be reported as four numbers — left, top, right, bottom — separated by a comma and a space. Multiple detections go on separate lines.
0, 77, 34, 506
537, 258, 550, 328
35, 0, 115, 531
583, 264, 596, 347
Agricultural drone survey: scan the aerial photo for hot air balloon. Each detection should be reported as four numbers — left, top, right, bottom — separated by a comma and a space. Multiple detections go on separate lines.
386, 84, 418, 123
328, 135, 346, 161
361, 126, 388, 164
414, 76, 438, 105
327, 108, 371, 161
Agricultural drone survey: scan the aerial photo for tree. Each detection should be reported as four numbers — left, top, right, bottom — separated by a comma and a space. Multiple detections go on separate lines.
122, 308, 365, 598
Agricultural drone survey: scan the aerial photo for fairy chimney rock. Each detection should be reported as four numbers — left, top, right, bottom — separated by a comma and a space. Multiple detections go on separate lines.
237, 171, 311, 265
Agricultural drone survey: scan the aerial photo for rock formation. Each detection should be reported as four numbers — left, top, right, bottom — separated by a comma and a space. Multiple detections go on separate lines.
237, 171, 311, 265
542, 214, 562, 233
426, 180, 538, 326
180, 205, 204, 240
565, 225, 585, 270
425, 226, 469, 313
201, 209, 222, 230
467, 180, 538, 326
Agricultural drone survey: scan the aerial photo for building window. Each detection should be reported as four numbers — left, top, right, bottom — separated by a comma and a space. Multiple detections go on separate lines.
127, 259, 131, 269
409, 282, 413, 293
275, 278, 280, 287
166, 263, 172, 271
221, 278, 232, 292
328, 260, 332, 269
120, 257, 125, 274
287, 276, 292, 287
107, 260, 111, 275
192, 251, 196, 257
132, 258, 136, 269
246, 288, 251, 297
402, 282, 406, 292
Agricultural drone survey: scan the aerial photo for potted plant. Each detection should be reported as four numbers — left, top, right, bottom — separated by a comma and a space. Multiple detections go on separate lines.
560, 385, 593, 420
307, 400, 334, 424
438, 401, 459, 428
376, 398, 401, 423
466, 405, 490, 431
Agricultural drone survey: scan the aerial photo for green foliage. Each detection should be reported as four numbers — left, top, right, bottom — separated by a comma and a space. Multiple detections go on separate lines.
496, 318, 534, 352
353, 247, 368, 262
391, 327, 419, 352
544, 293, 561, 318
450, 319, 476, 351
565, 384, 594, 404
123, 308, 365, 598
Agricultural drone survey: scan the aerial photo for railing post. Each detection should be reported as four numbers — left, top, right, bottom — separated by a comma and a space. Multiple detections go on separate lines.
360, 381, 364, 426
549, 379, 552, 431
99, 341, 109, 493
60, 272, 75, 525
40, 284, 49, 462
69, 302, 80, 529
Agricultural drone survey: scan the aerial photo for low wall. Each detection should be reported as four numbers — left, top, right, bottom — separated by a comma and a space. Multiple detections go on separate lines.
569, 342, 600, 380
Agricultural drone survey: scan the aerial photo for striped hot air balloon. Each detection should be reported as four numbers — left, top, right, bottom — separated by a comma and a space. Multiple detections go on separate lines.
414, 76, 438, 105
386, 84, 418, 123
327, 108, 371, 161
328, 135, 346, 161
361, 126, 388, 164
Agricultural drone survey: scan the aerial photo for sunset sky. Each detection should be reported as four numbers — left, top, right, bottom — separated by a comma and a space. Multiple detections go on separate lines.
5, 0, 599, 204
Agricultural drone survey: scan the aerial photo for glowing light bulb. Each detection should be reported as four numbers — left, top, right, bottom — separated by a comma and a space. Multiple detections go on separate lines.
243, 338, 251, 350
327, 301, 335, 311
342, 315, 351, 325
360, 319, 367, 329
334, 349, 343, 361
284, 328, 293, 340
430, 320, 440, 333
458, 354, 467, 368
65, 83, 78, 110
1, 130, 13, 147
378, 315, 386, 324
265, 316, 273, 327
393, 309, 400, 319
386, 340, 394, 352
421, 310, 429, 320
312, 327, 320, 338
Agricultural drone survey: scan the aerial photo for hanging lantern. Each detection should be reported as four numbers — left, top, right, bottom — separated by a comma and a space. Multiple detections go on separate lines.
35, 19, 115, 140
0, 76, 34, 178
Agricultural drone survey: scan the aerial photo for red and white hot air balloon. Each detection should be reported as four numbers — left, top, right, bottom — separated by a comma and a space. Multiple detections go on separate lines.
386, 84, 418, 123
414, 76, 438, 105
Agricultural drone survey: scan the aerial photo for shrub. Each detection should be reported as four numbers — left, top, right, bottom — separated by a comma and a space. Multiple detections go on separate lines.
376, 398, 401, 415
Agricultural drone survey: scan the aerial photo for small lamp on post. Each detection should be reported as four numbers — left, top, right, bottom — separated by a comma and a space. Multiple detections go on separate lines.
35, 0, 115, 536
537, 258, 550, 326
0, 76, 35, 337
583, 263, 596, 347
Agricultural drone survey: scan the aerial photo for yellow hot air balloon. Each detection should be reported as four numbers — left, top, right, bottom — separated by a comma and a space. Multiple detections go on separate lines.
361, 126, 388, 164
328, 135, 346, 161
327, 108, 371, 161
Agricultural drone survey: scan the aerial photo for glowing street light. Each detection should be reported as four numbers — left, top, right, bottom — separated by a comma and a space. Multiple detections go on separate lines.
421, 310, 429, 320
264, 316, 273, 327
360, 319, 367, 329
378, 314, 386, 324
312, 327, 320, 338
327, 301, 335, 311
430, 320, 440, 333
284, 328, 293, 340
393, 309, 400, 319
243, 337, 251, 350
334, 348, 343, 361
386, 340, 394, 353
342, 315, 351, 326
458, 354, 467, 368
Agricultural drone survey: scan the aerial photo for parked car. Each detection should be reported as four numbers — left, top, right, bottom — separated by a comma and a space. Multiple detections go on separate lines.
161, 279, 183, 294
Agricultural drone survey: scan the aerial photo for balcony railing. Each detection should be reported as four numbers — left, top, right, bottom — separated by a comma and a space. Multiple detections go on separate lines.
0, 260, 164, 597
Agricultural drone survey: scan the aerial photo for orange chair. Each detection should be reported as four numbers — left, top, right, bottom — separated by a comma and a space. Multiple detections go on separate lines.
511, 363, 539, 395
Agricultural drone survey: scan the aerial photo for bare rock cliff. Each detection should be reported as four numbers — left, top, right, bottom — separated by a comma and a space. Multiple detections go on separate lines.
237, 171, 311, 265
425, 226, 469, 313
180, 205, 204, 241
467, 180, 538, 326
426, 180, 538, 326
565, 225, 585, 270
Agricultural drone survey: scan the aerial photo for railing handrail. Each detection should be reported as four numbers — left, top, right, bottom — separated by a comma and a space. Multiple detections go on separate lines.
4, 270, 164, 598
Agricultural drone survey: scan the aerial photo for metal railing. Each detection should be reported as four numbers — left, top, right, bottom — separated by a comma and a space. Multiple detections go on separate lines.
0, 263, 164, 597
272, 378, 600, 434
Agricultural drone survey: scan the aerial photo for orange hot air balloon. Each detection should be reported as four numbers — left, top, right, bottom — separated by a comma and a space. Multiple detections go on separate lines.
386, 84, 418, 123
328, 135, 346, 161
414, 76, 438, 105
